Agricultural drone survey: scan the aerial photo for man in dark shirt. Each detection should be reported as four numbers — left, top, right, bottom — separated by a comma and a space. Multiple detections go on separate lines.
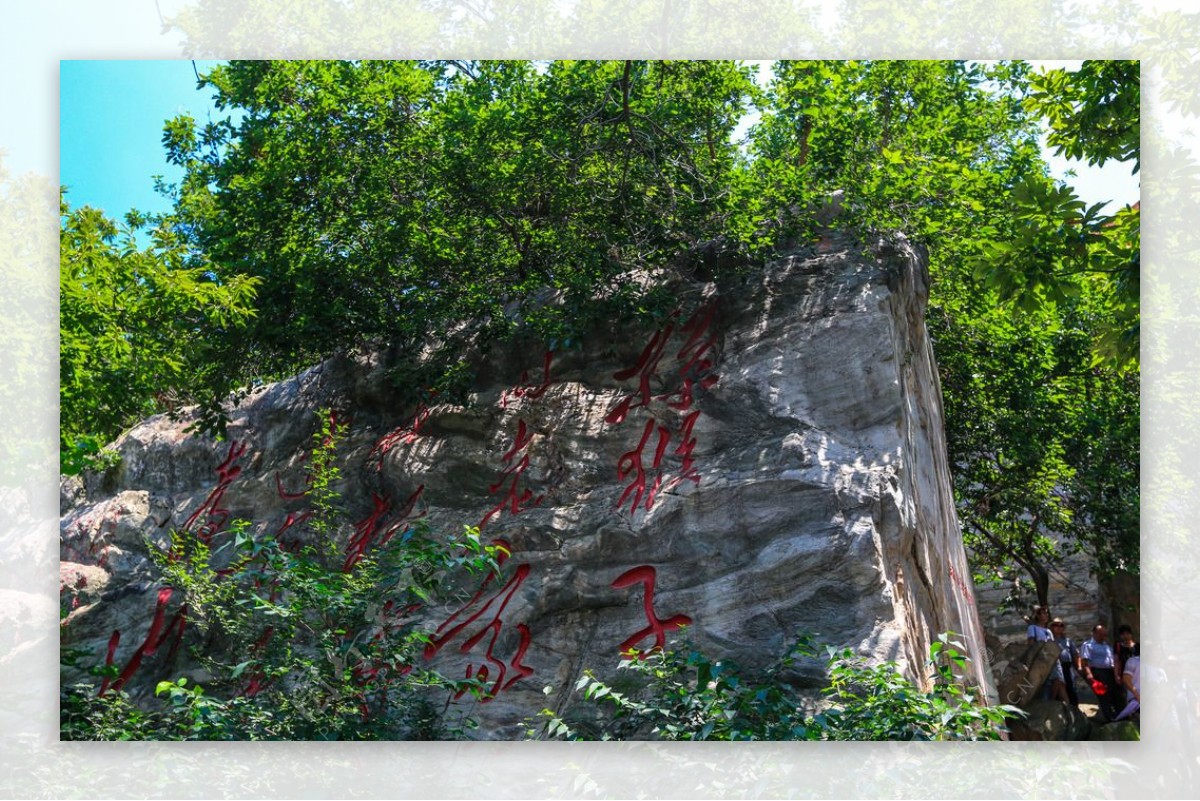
1052, 618, 1080, 706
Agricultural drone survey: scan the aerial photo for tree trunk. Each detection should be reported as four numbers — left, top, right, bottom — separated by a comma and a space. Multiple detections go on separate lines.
1033, 564, 1050, 609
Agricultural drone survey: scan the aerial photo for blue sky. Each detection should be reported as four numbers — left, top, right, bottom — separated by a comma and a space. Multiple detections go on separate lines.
59, 60, 1140, 224
60, 60, 226, 219
1024, 60, 1140, 212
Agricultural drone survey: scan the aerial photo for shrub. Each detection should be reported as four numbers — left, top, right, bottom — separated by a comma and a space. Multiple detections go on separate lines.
62, 410, 505, 740
537, 632, 1020, 741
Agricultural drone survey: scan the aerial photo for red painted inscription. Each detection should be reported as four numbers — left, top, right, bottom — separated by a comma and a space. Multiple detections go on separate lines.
611, 566, 692, 655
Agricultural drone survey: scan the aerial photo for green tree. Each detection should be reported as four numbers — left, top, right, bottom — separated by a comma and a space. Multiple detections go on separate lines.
750, 60, 1138, 608
162, 60, 760, 411
938, 62, 1139, 604
930, 297, 1138, 608
751, 60, 1046, 250
976, 60, 1140, 369
59, 195, 259, 472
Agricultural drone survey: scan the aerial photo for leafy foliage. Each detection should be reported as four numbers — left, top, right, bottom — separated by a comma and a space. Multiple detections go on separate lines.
976, 60, 1140, 369
932, 285, 1139, 607
752, 60, 1045, 247
62, 411, 506, 740
748, 60, 1138, 600
60, 682, 158, 740
59, 196, 259, 472
161, 60, 761, 414
1028, 60, 1139, 172
538, 633, 1018, 741
817, 635, 1016, 741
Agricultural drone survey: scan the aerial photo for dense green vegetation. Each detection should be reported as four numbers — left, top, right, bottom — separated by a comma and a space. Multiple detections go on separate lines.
63, 412, 507, 740
60, 60, 1139, 737
539, 633, 1019, 741
59, 199, 259, 472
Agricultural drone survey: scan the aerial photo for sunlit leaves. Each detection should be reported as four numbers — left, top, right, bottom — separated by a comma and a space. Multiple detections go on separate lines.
973, 60, 1141, 370
752, 60, 1044, 255
162, 59, 761, 405
59, 194, 260, 472
1027, 60, 1140, 172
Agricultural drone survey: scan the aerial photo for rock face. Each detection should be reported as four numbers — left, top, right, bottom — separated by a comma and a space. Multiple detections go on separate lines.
994, 640, 1063, 708
60, 231, 994, 738
1007, 699, 1093, 741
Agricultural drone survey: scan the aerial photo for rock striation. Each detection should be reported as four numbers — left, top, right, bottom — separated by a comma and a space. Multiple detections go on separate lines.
60, 230, 993, 738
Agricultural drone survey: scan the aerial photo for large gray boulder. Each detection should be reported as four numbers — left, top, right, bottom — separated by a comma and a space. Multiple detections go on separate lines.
60, 230, 994, 738
994, 639, 1064, 708
1007, 699, 1093, 741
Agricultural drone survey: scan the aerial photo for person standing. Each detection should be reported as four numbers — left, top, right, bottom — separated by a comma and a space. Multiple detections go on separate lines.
1027, 606, 1068, 703
1051, 618, 1080, 706
1081, 624, 1124, 721
1115, 623, 1139, 677
1115, 654, 1140, 723
1026, 605, 1053, 642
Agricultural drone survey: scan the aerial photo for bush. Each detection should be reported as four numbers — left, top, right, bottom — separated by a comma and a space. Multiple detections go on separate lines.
537, 633, 1020, 741
62, 410, 505, 740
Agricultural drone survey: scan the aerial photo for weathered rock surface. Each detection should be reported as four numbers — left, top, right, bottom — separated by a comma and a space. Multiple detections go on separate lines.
994, 640, 1063, 708
60, 231, 994, 738
1007, 699, 1093, 741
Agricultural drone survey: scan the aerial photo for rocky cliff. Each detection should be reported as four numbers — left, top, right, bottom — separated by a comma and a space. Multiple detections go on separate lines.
60, 230, 993, 738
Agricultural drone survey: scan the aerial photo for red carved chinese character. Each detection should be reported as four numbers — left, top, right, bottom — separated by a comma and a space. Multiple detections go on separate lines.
342, 485, 426, 571
502, 350, 556, 409
97, 630, 121, 696
615, 420, 675, 514
180, 439, 248, 546
424, 557, 535, 701
660, 303, 720, 410
605, 303, 720, 513
273, 510, 314, 552
368, 402, 432, 471
100, 587, 187, 695
454, 619, 535, 702
664, 410, 703, 492
479, 420, 543, 530
611, 566, 692, 655
606, 316, 678, 425
275, 463, 311, 500
343, 493, 393, 571
374, 485, 426, 549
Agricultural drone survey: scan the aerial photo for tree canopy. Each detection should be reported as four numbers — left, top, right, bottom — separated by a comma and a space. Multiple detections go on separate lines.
60, 59, 1139, 603
59, 197, 258, 472
157, 60, 762, 401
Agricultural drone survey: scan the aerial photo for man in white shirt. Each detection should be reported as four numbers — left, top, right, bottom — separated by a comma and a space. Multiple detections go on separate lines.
1080, 624, 1123, 721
